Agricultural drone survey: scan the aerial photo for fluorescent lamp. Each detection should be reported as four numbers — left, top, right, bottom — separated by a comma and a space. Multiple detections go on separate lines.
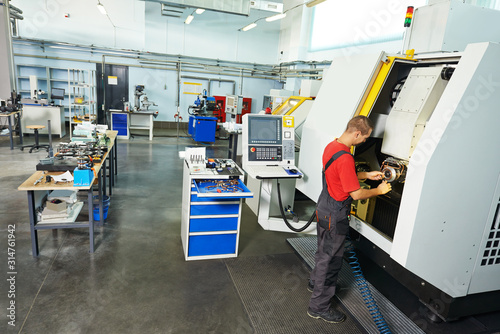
265, 13, 286, 22
97, 2, 107, 15
306, 0, 327, 7
241, 22, 257, 31
195, 8, 205, 14
185, 14, 194, 24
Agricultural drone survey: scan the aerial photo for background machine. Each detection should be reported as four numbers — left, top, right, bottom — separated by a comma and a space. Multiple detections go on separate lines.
296, 1, 500, 321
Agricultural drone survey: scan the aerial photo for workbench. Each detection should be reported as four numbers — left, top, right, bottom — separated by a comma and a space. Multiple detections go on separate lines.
111, 111, 156, 141
17, 130, 118, 257
0, 110, 23, 149
22, 105, 66, 138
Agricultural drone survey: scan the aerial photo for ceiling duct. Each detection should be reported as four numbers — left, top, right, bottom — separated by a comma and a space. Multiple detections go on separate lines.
161, 3, 188, 17
249, 1, 283, 13
143, 0, 251, 16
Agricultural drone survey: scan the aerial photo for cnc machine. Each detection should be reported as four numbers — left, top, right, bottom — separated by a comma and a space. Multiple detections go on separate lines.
297, 0, 500, 321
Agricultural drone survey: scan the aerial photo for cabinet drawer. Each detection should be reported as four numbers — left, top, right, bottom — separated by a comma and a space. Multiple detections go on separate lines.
190, 203, 240, 216
190, 194, 239, 203
188, 234, 237, 257
115, 127, 128, 136
112, 113, 128, 122
189, 217, 238, 232
193, 179, 253, 199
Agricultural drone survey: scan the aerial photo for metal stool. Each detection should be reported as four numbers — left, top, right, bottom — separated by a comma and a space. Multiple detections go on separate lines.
21, 125, 50, 153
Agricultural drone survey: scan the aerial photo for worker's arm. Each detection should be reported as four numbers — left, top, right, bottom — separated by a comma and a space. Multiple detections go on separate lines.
357, 171, 383, 181
349, 181, 391, 201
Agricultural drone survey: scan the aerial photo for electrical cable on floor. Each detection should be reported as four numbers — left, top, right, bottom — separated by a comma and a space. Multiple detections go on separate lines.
276, 179, 315, 232
345, 236, 392, 334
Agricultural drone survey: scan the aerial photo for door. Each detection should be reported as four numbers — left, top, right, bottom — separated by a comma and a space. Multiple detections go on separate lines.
96, 64, 129, 124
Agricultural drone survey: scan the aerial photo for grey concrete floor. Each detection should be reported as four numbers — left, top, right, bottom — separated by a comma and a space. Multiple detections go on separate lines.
0, 129, 315, 334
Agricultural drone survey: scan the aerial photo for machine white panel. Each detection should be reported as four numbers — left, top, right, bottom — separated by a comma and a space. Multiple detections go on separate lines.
381, 66, 448, 160
297, 52, 387, 202
406, 1, 449, 53
408, 0, 500, 54
391, 42, 500, 297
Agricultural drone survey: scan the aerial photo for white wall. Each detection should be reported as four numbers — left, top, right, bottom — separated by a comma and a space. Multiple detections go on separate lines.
11, 0, 145, 50
10, 0, 284, 123
11, 0, 280, 64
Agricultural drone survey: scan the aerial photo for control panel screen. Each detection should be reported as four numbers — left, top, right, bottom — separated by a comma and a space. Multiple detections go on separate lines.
248, 116, 282, 145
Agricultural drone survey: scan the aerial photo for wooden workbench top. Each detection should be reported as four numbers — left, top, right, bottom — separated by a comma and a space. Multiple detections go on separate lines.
18, 130, 118, 191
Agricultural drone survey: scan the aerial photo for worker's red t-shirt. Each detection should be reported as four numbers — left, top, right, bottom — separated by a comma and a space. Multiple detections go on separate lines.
322, 139, 360, 201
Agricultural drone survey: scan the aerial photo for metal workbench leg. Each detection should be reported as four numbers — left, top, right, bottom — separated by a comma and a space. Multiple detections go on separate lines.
27, 191, 39, 257
7, 114, 13, 150
114, 141, 118, 178
17, 113, 23, 145
150, 115, 153, 141
103, 158, 107, 198
108, 154, 112, 196
88, 190, 94, 253
99, 169, 104, 225
232, 134, 238, 162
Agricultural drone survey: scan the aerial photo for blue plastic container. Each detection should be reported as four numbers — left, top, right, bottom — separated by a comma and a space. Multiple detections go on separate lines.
93, 195, 110, 221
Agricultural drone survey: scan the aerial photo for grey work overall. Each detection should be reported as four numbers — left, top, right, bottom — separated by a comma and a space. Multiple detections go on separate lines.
309, 150, 353, 312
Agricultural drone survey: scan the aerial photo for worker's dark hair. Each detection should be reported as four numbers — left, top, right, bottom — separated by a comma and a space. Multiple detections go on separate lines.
346, 115, 374, 135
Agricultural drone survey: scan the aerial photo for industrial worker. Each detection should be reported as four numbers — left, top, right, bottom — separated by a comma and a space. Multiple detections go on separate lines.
307, 115, 392, 323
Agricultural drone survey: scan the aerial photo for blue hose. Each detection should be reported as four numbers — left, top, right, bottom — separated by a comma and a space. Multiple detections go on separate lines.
345, 237, 392, 334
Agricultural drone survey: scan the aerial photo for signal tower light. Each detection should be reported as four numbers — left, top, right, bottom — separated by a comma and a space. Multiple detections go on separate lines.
404, 6, 414, 27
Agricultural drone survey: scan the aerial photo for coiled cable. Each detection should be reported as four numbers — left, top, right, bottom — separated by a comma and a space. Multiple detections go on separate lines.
276, 179, 316, 232
345, 236, 392, 334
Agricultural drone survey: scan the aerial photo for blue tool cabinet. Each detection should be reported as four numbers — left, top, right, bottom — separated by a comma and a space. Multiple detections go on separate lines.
111, 112, 129, 139
180, 160, 252, 260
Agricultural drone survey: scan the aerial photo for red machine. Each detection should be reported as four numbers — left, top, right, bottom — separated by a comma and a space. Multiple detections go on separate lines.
213, 95, 252, 123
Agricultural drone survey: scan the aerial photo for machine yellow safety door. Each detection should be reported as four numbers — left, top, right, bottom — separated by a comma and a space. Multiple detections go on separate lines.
272, 96, 312, 116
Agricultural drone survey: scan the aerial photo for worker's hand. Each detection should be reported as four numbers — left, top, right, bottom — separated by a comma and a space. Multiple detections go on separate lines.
377, 180, 392, 195
365, 171, 384, 181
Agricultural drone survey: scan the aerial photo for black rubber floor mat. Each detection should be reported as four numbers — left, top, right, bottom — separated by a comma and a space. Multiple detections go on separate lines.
224, 253, 363, 334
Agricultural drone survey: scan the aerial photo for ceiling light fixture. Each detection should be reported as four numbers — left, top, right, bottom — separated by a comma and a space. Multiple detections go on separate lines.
265, 13, 286, 22
185, 14, 194, 24
97, 1, 107, 15
195, 8, 205, 14
241, 22, 257, 31
306, 0, 327, 7
240, 1, 313, 32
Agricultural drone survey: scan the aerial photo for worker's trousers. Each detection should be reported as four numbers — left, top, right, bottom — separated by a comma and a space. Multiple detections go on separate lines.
308, 193, 351, 312
308, 220, 347, 312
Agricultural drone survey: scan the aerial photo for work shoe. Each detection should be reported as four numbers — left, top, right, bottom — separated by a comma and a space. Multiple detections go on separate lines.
307, 280, 341, 293
307, 308, 346, 323
307, 279, 314, 292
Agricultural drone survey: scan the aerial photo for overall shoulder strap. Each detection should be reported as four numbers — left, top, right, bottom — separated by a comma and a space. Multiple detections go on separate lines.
324, 150, 351, 172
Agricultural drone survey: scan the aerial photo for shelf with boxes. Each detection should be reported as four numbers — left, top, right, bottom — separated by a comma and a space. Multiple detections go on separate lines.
68, 68, 97, 139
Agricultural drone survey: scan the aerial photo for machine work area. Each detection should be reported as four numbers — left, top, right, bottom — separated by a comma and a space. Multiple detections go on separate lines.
2, 0, 500, 333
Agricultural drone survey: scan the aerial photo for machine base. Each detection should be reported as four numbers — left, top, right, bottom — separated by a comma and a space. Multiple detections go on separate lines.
354, 235, 500, 321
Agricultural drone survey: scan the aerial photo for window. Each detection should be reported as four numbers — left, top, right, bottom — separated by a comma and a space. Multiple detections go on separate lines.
309, 0, 426, 51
